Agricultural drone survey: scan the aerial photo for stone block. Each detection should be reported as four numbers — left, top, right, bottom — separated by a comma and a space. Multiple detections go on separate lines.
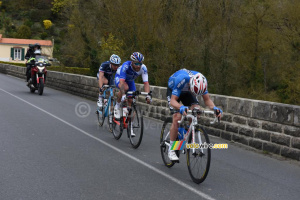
222, 113, 233, 122
291, 138, 300, 150
252, 101, 271, 120
255, 130, 271, 141
248, 119, 260, 128
293, 106, 300, 127
232, 134, 248, 145
270, 104, 294, 125
233, 116, 247, 125
284, 126, 300, 137
227, 98, 252, 117
205, 127, 221, 137
263, 142, 280, 155
249, 139, 263, 150
221, 131, 232, 141
281, 147, 300, 161
271, 134, 290, 146
226, 124, 239, 133
262, 122, 282, 133
239, 127, 254, 137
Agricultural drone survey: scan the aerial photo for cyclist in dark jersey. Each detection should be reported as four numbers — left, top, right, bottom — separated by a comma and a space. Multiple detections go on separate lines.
97, 54, 121, 108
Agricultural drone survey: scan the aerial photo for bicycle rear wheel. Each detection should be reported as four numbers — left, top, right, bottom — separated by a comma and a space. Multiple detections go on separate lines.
128, 105, 143, 149
160, 117, 180, 168
186, 126, 211, 184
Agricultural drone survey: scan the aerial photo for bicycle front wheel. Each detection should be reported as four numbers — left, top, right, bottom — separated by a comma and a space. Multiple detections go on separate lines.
108, 98, 115, 133
97, 106, 106, 127
186, 126, 211, 184
112, 107, 123, 140
128, 105, 143, 149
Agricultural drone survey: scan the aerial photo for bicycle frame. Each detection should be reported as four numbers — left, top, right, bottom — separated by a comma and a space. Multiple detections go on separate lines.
164, 109, 217, 153
104, 87, 115, 117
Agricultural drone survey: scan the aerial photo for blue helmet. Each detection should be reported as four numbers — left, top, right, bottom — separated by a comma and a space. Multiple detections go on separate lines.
110, 54, 121, 65
130, 52, 144, 62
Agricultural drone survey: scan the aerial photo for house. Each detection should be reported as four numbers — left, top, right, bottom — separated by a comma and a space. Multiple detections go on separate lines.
0, 34, 53, 63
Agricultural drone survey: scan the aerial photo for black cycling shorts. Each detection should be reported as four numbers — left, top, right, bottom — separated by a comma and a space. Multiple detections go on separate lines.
167, 87, 199, 113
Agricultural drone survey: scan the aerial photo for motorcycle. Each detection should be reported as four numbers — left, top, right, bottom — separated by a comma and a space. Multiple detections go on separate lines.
27, 56, 51, 95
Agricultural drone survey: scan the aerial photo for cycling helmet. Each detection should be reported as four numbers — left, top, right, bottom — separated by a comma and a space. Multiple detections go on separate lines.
189, 73, 207, 96
130, 52, 144, 62
109, 54, 121, 65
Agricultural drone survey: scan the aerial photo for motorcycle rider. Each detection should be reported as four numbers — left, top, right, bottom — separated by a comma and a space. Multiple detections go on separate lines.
27, 48, 42, 88
25, 43, 41, 83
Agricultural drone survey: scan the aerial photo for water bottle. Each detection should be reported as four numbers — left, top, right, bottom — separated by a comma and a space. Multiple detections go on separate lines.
123, 106, 128, 116
178, 127, 187, 140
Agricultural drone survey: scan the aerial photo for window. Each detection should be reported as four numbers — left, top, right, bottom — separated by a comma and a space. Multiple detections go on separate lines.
14, 48, 21, 60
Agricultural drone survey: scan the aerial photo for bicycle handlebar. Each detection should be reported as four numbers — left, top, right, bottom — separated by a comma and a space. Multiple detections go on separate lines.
126, 90, 152, 97
177, 108, 219, 125
102, 85, 116, 88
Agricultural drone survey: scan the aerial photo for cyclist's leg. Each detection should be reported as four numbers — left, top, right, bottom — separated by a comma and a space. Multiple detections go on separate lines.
167, 88, 182, 156
115, 77, 129, 103
97, 74, 109, 107
126, 81, 136, 107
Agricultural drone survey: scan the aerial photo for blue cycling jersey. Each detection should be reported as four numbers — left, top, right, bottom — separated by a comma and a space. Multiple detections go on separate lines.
168, 69, 208, 97
115, 61, 148, 82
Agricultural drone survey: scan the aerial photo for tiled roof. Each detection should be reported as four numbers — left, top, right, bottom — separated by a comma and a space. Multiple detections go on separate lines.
0, 34, 52, 46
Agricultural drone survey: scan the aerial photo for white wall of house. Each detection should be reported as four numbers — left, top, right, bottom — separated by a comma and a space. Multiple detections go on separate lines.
0, 44, 53, 63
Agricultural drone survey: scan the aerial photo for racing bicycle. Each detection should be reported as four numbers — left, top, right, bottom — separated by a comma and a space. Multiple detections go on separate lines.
160, 107, 219, 184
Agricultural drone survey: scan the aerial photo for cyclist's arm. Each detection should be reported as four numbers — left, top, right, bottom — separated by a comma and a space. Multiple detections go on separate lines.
98, 71, 105, 89
202, 93, 215, 109
170, 95, 181, 110
141, 65, 149, 93
143, 81, 150, 93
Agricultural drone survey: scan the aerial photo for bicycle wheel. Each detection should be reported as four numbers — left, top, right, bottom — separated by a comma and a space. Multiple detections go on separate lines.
97, 106, 106, 127
160, 117, 180, 168
128, 105, 143, 149
112, 107, 123, 140
108, 97, 115, 133
186, 126, 211, 184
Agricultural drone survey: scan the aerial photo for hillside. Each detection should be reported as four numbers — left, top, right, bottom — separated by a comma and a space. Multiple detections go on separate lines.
0, 0, 299, 105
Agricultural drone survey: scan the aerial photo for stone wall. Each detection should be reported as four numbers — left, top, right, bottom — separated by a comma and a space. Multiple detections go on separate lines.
1, 63, 299, 161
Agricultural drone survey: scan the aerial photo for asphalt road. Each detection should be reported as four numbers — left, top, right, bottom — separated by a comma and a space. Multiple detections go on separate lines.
0, 73, 299, 200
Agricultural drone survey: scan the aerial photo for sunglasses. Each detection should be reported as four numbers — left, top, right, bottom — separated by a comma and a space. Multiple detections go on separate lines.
134, 62, 142, 66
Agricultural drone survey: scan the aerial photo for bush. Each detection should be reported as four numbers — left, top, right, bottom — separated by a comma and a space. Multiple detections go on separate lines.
40, 32, 48, 39
16, 25, 31, 39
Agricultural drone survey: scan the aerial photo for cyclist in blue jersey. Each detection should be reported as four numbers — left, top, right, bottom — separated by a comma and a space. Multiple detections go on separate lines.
114, 52, 151, 120
97, 54, 121, 108
167, 69, 223, 161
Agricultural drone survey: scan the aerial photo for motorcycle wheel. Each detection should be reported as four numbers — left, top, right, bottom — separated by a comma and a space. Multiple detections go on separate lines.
38, 79, 44, 95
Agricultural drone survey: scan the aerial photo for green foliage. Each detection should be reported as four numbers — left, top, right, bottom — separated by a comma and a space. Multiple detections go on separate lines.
16, 25, 31, 39
40, 32, 48, 39
47, 66, 90, 76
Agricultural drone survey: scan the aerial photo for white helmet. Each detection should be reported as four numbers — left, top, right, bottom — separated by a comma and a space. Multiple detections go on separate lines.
189, 73, 207, 95
110, 54, 121, 65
